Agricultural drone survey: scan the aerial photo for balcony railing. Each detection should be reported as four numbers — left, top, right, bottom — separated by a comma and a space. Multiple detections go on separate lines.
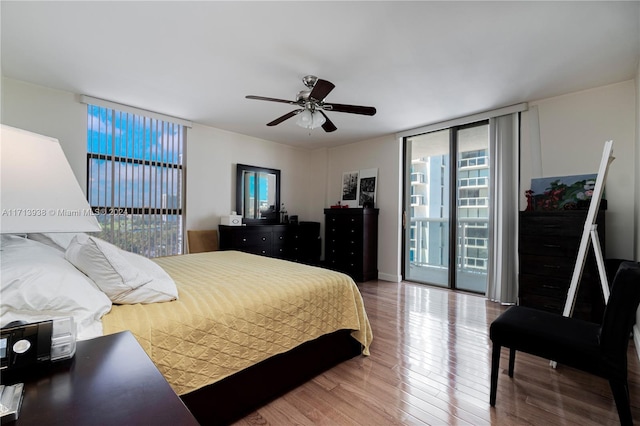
410, 172, 427, 184
409, 217, 488, 272
459, 155, 488, 169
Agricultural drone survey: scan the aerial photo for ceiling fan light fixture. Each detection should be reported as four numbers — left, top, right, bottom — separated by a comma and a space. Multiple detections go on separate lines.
296, 109, 325, 130
311, 111, 326, 128
246, 76, 376, 133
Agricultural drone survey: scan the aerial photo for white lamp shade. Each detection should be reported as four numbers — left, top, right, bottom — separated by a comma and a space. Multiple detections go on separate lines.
311, 111, 326, 128
296, 109, 313, 128
296, 110, 326, 130
0, 125, 101, 233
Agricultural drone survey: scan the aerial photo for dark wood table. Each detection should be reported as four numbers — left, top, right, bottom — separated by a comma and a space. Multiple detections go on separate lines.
12, 331, 198, 425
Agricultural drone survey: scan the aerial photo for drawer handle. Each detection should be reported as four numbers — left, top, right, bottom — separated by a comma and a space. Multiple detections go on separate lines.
261, 237, 267, 241
543, 304, 558, 310
543, 225, 560, 228
242, 238, 247, 242
542, 284, 560, 289
543, 244, 561, 248
543, 264, 561, 269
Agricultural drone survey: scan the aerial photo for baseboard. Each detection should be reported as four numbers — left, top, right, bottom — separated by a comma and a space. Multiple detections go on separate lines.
377, 272, 401, 282
634, 324, 640, 362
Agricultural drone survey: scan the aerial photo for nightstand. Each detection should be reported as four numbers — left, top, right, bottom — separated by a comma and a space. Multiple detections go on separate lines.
11, 331, 198, 425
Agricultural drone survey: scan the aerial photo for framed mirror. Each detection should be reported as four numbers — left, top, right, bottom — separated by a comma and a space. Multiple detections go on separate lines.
236, 164, 281, 225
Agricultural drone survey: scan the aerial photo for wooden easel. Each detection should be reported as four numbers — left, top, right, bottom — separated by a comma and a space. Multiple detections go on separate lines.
550, 141, 613, 369
562, 140, 614, 317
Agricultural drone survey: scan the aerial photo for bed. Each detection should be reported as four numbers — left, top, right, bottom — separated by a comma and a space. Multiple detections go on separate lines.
1, 233, 372, 425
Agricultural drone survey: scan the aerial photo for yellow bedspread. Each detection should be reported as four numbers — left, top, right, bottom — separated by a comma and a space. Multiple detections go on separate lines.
102, 251, 372, 395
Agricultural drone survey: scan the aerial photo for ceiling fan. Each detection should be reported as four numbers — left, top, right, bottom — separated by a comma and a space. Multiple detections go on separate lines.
245, 75, 376, 133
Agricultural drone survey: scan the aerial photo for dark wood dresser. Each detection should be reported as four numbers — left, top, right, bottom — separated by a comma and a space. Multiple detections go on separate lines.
324, 208, 379, 282
518, 210, 606, 322
219, 222, 321, 264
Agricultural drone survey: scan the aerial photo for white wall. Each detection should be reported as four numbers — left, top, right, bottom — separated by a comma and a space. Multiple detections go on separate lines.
520, 80, 637, 260
3, 76, 637, 286
324, 135, 402, 282
185, 123, 316, 230
1, 79, 88, 187
1, 77, 318, 235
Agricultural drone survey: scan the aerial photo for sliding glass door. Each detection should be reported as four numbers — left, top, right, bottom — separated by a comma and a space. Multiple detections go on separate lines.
404, 121, 489, 293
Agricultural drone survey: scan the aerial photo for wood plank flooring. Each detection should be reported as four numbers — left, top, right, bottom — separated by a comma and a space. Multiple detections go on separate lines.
234, 280, 640, 425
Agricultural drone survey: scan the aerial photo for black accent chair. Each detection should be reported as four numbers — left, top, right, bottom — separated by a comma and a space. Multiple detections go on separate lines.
489, 261, 640, 425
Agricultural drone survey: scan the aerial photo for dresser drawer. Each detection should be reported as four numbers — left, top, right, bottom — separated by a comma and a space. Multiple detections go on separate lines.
231, 230, 272, 248
519, 235, 580, 257
520, 254, 576, 278
519, 273, 569, 298
326, 214, 363, 227
520, 215, 584, 237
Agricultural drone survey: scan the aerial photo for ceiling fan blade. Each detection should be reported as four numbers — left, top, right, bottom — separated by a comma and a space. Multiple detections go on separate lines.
324, 103, 377, 116
266, 110, 301, 126
309, 79, 335, 101
319, 111, 337, 133
246, 95, 297, 105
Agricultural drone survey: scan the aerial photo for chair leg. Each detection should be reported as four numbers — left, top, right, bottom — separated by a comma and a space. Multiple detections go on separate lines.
490, 343, 501, 406
508, 348, 516, 377
609, 378, 633, 426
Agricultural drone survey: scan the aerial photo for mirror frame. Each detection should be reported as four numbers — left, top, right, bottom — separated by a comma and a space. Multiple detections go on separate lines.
236, 163, 281, 225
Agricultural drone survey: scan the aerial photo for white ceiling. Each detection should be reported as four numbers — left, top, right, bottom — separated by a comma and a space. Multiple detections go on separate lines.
2, 1, 639, 149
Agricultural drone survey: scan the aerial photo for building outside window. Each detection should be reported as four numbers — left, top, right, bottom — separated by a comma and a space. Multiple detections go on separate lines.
86, 103, 186, 257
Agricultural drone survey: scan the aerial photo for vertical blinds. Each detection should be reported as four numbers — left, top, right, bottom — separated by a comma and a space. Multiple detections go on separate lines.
86, 103, 186, 257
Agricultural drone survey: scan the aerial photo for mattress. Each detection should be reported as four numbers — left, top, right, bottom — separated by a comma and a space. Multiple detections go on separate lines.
102, 251, 372, 395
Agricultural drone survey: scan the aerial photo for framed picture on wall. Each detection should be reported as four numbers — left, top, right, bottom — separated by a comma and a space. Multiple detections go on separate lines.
341, 171, 359, 204
358, 168, 378, 208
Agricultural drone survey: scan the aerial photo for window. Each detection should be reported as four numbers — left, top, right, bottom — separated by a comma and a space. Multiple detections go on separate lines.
86, 103, 186, 257
403, 121, 489, 293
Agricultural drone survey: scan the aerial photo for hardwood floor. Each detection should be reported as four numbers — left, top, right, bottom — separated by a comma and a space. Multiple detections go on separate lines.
234, 280, 640, 425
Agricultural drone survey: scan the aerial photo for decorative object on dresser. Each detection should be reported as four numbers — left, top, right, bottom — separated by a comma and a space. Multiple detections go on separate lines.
340, 168, 379, 208
324, 208, 379, 282
518, 209, 606, 322
219, 222, 321, 264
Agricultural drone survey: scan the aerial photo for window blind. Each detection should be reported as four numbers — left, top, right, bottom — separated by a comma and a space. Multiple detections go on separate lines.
86, 103, 186, 257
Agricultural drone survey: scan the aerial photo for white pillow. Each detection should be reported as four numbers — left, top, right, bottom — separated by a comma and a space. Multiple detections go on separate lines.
0, 234, 112, 340
27, 232, 87, 251
65, 235, 178, 304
